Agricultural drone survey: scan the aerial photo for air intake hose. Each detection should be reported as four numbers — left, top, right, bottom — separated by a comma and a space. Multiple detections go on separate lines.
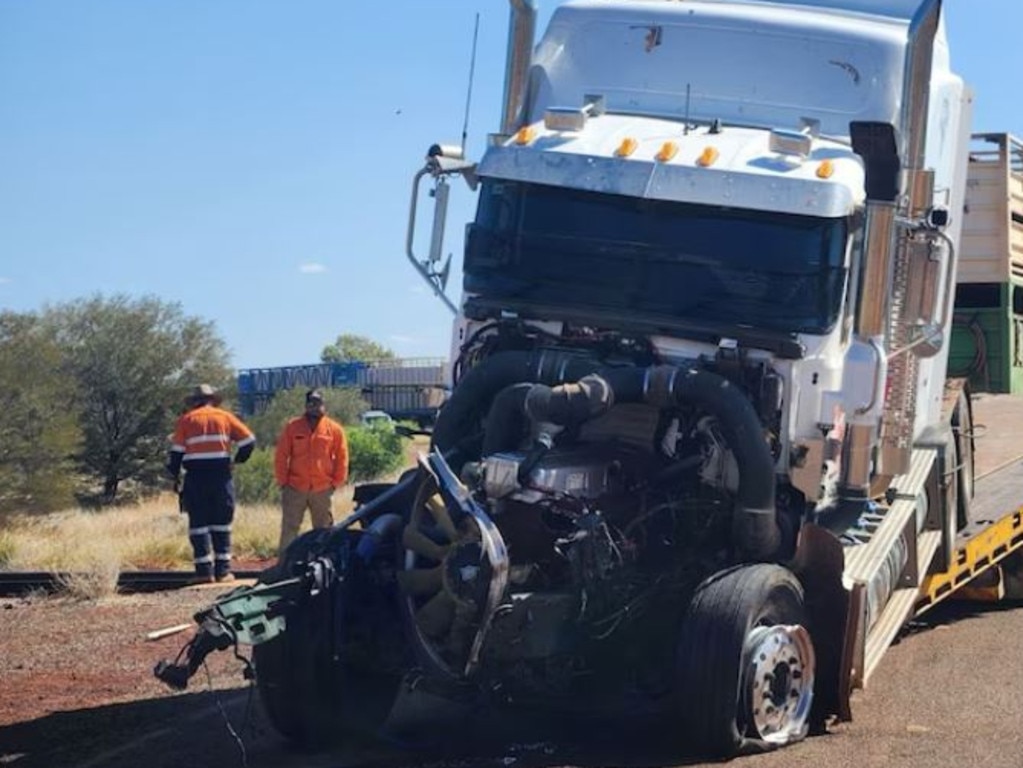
435, 352, 782, 560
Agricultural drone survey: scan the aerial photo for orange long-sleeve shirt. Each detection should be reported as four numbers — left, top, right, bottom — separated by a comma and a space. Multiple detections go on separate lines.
274, 415, 349, 492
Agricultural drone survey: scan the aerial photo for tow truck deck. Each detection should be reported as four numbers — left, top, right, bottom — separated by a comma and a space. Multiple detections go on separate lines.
841, 392, 1023, 689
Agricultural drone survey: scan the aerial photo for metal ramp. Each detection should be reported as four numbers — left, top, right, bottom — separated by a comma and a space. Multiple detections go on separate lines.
916, 460, 1023, 613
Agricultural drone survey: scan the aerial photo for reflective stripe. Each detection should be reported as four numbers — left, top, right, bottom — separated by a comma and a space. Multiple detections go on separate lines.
209, 524, 232, 533
193, 555, 215, 564
183, 451, 231, 461
171, 445, 186, 453
236, 435, 256, 447
214, 553, 232, 561
186, 434, 230, 445
189, 526, 211, 536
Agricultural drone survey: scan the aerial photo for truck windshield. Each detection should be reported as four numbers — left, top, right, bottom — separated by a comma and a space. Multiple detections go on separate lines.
465, 180, 848, 335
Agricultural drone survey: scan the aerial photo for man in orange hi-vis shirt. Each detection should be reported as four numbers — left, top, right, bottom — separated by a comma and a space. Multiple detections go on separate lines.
167, 384, 255, 583
274, 389, 349, 554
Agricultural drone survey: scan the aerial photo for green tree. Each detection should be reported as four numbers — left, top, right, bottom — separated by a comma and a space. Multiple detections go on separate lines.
320, 333, 396, 363
43, 294, 233, 502
247, 387, 368, 448
0, 312, 81, 513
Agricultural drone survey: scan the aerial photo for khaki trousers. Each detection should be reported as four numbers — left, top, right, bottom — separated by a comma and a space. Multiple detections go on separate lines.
279, 485, 334, 555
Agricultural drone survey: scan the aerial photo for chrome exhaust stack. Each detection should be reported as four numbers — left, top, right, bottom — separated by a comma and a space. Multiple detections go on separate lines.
877, 0, 943, 480
839, 0, 944, 499
499, 0, 538, 138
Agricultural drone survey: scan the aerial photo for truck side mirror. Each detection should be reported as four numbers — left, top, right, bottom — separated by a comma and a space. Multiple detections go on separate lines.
406, 144, 479, 314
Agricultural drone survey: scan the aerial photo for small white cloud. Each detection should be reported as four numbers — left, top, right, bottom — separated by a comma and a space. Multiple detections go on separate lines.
0, 277, 10, 285
299, 262, 327, 274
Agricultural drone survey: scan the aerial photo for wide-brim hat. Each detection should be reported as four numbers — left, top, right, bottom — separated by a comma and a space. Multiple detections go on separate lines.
187, 383, 222, 405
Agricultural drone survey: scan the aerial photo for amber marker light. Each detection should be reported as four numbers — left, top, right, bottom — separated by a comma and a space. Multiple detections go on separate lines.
514, 126, 537, 145
816, 159, 835, 179
655, 141, 679, 162
616, 137, 638, 157
696, 146, 720, 167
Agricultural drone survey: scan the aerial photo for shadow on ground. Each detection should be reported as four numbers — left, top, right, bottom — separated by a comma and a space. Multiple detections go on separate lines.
899, 597, 1023, 640
0, 685, 746, 768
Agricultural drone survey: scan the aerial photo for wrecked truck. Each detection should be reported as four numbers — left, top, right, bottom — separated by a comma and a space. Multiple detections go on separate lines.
156, 0, 994, 758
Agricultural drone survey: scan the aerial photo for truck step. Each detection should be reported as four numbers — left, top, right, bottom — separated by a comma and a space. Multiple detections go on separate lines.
843, 448, 936, 584
863, 586, 920, 685
860, 530, 942, 685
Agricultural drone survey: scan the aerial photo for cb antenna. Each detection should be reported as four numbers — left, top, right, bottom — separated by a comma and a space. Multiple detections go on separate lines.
461, 12, 481, 155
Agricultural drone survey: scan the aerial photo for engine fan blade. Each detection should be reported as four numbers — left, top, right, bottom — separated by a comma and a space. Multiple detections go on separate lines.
397, 565, 444, 596
403, 526, 452, 562
425, 493, 460, 542
416, 591, 456, 639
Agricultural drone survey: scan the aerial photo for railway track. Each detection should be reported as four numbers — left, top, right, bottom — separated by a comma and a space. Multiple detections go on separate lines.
0, 570, 264, 597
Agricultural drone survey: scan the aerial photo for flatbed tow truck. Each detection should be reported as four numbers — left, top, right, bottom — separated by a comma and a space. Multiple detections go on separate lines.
845, 386, 1023, 691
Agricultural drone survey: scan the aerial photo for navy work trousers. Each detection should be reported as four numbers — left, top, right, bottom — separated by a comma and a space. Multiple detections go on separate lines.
181, 470, 236, 578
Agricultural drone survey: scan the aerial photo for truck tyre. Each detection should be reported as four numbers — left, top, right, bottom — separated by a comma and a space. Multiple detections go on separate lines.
254, 592, 338, 748
952, 389, 976, 528
254, 530, 400, 749
675, 564, 815, 758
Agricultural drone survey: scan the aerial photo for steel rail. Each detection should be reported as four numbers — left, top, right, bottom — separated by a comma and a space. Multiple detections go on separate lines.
0, 570, 265, 597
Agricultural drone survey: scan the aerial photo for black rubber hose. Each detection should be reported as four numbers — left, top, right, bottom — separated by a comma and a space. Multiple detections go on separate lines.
433, 350, 598, 457
481, 383, 533, 456
434, 352, 780, 560
481, 374, 614, 457
644, 365, 780, 560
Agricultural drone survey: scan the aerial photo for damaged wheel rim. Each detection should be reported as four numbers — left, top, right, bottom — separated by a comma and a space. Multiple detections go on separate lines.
742, 624, 815, 744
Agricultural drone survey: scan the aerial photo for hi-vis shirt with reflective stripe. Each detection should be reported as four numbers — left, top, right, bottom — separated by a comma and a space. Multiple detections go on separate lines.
170, 405, 255, 467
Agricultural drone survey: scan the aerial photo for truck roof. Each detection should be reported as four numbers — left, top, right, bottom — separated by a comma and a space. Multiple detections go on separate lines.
665, 0, 937, 21
529, 0, 951, 139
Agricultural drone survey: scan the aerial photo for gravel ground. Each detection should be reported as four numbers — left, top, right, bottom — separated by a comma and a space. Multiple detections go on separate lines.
3, 589, 1023, 768
0, 584, 252, 766
2, 395, 1023, 768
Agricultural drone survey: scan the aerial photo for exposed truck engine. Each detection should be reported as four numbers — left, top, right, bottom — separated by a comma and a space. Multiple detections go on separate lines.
155, 0, 995, 759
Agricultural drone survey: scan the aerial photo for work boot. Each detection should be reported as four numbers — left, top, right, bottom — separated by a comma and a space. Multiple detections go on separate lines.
193, 574, 216, 585
215, 572, 236, 583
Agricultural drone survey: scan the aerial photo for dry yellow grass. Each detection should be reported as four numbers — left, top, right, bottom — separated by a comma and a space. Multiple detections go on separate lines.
0, 491, 361, 586
0, 439, 425, 597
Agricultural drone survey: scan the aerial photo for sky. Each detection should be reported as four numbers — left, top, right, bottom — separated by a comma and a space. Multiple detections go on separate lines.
1, 1, 1021, 370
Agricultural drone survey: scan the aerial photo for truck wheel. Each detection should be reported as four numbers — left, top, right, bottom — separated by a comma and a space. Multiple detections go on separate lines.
675, 564, 815, 758
952, 390, 976, 528
254, 597, 337, 748
254, 531, 400, 748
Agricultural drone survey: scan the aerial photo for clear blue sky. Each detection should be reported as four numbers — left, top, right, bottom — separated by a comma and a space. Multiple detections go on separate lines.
0, 1, 1019, 369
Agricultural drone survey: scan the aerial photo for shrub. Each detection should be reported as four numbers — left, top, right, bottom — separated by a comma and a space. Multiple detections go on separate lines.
347, 425, 406, 483
233, 448, 281, 505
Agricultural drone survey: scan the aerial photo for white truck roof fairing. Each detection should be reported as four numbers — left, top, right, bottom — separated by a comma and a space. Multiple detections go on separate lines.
683, 0, 934, 21
478, 117, 863, 217
524, 0, 951, 140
